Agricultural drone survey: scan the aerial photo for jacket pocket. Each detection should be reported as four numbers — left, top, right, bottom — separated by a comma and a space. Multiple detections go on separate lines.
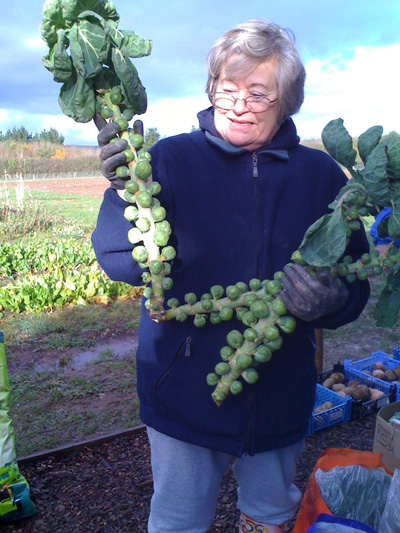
155, 336, 191, 391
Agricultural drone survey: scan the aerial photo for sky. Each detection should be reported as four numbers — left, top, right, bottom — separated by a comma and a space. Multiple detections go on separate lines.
1, 0, 400, 146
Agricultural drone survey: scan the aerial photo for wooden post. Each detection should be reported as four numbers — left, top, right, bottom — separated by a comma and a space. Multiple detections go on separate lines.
315, 329, 323, 373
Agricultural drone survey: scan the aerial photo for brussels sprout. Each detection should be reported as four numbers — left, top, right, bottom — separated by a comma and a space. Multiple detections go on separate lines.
176, 312, 188, 322
337, 263, 349, 277
129, 133, 144, 149
164, 263, 172, 275
149, 260, 164, 274
143, 287, 153, 299
149, 181, 161, 195
277, 316, 296, 334
226, 330, 244, 348
254, 345, 272, 363
236, 282, 248, 294
167, 298, 179, 308
219, 307, 233, 321
184, 292, 197, 305
136, 217, 151, 233
265, 280, 282, 295
135, 160, 152, 180
162, 277, 174, 290
249, 278, 261, 291
152, 206, 166, 221
361, 253, 371, 264
123, 191, 136, 203
127, 228, 143, 244
156, 220, 171, 235
235, 307, 246, 321
373, 266, 383, 275
357, 267, 368, 281
138, 150, 152, 162
271, 298, 287, 316
124, 205, 139, 221
249, 301, 269, 319
243, 328, 258, 342
122, 149, 134, 163
194, 315, 207, 328
210, 285, 224, 299
201, 298, 213, 311
125, 179, 139, 193
236, 353, 252, 370
161, 246, 176, 261
110, 91, 122, 104
101, 106, 114, 119
132, 246, 148, 263
264, 326, 280, 341
343, 255, 353, 264
264, 336, 283, 351
136, 191, 152, 208
345, 273, 357, 283
242, 311, 256, 326
210, 313, 222, 324
154, 229, 169, 247
243, 293, 258, 307
220, 346, 234, 361
230, 381, 243, 395
206, 373, 219, 386
383, 257, 394, 268
241, 368, 259, 384
142, 272, 151, 283
226, 285, 240, 300
274, 271, 285, 281
215, 362, 230, 376
144, 299, 151, 309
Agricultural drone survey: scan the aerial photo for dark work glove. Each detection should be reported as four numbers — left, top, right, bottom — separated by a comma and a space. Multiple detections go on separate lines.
280, 264, 349, 322
95, 115, 144, 190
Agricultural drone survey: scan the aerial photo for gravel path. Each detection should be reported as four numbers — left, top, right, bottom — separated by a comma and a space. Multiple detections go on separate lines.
3, 414, 378, 533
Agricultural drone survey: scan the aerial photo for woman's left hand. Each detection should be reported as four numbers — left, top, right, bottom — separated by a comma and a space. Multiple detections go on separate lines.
280, 264, 349, 321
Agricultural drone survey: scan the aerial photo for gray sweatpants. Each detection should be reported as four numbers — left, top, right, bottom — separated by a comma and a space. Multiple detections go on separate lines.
146, 427, 304, 532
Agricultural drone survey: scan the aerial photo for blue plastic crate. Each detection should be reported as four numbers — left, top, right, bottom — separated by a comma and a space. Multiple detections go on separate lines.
393, 347, 400, 361
344, 351, 400, 402
307, 384, 351, 435
319, 363, 394, 419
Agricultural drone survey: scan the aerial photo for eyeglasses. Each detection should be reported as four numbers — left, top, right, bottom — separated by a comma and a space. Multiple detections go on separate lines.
213, 91, 278, 113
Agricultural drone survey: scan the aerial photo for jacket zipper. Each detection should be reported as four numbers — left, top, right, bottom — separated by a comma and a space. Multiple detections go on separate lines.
155, 336, 191, 390
243, 154, 262, 454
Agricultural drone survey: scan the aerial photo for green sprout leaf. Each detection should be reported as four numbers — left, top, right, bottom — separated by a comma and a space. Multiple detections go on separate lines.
322, 118, 357, 170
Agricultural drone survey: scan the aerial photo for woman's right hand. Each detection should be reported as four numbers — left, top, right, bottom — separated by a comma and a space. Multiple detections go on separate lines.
97, 121, 129, 190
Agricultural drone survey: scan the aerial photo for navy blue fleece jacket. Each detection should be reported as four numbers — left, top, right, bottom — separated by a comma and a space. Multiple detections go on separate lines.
91, 108, 370, 456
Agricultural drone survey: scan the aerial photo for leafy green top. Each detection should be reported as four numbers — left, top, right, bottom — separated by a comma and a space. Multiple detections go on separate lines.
40, 0, 152, 122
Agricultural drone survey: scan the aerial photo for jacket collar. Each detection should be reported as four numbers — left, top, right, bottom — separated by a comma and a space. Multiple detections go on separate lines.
197, 106, 299, 160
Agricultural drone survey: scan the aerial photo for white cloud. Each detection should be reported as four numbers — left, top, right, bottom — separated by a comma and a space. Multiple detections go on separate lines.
296, 42, 400, 139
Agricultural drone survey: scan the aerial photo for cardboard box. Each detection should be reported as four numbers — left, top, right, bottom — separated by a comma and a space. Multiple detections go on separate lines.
373, 400, 400, 471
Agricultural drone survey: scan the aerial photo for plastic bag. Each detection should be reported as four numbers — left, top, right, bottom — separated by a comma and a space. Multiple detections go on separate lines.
379, 468, 400, 533
315, 464, 391, 530
292, 448, 392, 533
306, 513, 378, 533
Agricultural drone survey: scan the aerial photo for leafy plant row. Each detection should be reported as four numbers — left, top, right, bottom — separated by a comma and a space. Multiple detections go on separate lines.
0, 236, 142, 315
0, 239, 95, 278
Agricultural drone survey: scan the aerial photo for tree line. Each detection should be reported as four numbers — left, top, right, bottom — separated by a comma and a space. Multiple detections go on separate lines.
0, 126, 65, 145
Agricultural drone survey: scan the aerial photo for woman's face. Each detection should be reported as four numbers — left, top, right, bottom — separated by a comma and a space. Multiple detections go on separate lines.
213, 58, 280, 151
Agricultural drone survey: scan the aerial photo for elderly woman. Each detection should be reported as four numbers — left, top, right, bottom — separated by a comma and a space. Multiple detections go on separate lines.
92, 19, 370, 533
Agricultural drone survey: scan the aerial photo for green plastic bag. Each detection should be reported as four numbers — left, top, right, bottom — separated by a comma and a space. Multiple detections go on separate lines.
0, 331, 35, 521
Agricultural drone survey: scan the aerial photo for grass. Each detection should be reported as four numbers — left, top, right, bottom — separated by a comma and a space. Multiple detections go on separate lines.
3, 186, 102, 228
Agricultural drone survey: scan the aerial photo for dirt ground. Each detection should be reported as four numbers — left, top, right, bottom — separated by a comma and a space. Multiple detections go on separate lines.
9, 176, 110, 199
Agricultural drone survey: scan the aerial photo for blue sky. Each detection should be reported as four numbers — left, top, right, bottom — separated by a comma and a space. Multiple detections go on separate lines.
2, 0, 400, 145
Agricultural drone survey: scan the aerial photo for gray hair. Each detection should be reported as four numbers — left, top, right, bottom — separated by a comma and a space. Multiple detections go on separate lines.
206, 19, 306, 122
